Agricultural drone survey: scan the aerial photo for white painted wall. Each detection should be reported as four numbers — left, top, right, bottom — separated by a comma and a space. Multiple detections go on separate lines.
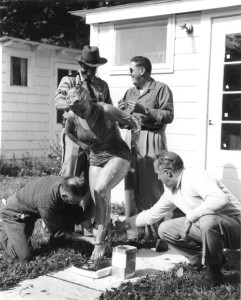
96, 12, 203, 170
0, 41, 79, 160
92, 12, 203, 204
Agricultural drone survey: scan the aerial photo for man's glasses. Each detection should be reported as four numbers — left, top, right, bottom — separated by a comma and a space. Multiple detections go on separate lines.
129, 67, 140, 74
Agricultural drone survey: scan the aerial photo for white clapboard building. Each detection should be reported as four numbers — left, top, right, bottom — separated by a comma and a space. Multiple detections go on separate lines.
71, 0, 241, 200
0, 0, 240, 201
0, 36, 81, 160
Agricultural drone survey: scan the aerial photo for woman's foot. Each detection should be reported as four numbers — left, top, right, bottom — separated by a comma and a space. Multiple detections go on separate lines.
91, 244, 106, 261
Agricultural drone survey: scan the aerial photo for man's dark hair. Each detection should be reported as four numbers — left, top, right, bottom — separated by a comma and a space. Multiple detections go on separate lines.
154, 151, 184, 172
61, 177, 88, 197
130, 56, 152, 74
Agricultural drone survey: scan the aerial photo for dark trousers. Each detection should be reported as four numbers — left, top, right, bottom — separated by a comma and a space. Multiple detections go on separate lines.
0, 194, 86, 260
0, 194, 37, 260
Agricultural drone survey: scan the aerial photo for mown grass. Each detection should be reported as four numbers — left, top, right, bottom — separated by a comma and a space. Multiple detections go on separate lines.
0, 176, 240, 299
99, 249, 240, 300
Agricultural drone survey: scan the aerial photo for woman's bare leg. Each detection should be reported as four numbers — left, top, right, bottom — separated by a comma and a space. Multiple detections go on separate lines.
89, 157, 130, 261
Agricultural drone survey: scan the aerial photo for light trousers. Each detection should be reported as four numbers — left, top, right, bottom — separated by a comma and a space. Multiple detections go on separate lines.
158, 215, 241, 266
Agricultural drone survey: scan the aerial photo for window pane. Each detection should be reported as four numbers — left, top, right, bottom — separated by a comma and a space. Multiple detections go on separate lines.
115, 22, 167, 66
11, 56, 27, 86
222, 94, 241, 121
221, 123, 241, 150
57, 69, 70, 85
225, 33, 241, 62
57, 109, 64, 124
223, 64, 241, 91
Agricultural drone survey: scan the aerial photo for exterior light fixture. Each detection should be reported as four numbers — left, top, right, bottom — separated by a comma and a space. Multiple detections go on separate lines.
180, 23, 193, 34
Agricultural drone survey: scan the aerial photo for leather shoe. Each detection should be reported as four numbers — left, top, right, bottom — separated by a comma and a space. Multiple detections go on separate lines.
155, 239, 168, 252
205, 265, 223, 286
190, 254, 227, 272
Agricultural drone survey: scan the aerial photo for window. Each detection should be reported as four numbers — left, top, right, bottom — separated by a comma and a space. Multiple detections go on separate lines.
10, 56, 28, 86
112, 18, 174, 73
221, 33, 241, 151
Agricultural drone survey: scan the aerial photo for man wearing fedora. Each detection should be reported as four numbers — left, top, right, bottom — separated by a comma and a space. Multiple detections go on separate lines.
55, 45, 112, 178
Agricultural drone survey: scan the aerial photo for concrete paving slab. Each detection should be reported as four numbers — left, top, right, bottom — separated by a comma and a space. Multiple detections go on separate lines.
0, 275, 101, 300
0, 248, 189, 300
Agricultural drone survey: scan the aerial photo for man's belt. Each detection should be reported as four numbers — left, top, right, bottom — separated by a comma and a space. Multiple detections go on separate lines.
141, 126, 164, 133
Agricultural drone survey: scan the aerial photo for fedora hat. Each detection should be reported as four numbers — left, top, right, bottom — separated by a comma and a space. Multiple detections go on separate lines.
75, 45, 107, 67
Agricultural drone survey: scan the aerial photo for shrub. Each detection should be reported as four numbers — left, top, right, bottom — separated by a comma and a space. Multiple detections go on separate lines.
0, 135, 62, 177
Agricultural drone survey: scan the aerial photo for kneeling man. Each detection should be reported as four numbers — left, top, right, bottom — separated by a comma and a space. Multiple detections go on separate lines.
0, 176, 96, 261
127, 151, 241, 286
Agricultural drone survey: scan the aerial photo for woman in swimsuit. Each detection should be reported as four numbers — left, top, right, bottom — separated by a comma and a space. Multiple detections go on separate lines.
65, 84, 140, 261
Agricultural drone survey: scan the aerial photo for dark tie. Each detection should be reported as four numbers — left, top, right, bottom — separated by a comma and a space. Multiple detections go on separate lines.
85, 80, 97, 103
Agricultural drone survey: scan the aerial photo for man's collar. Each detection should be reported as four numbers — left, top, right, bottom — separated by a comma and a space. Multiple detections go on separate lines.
134, 78, 154, 96
148, 78, 155, 90
176, 169, 185, 189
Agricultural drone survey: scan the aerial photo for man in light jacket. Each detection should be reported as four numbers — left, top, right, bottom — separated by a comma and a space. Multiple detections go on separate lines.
127, 151, 241, 286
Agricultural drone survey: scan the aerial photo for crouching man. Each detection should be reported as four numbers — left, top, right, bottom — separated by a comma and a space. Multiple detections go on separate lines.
0, 176, 97, 261
127, 151, 241, 286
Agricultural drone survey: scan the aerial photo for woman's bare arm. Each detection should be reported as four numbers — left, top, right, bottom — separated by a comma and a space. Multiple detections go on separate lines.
65, 112, 89, 152
97, 103, 140, 132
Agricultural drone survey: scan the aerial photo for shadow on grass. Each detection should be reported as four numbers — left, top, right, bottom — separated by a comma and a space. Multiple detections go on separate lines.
0, 219, 94, 291
0, 241, 94, 291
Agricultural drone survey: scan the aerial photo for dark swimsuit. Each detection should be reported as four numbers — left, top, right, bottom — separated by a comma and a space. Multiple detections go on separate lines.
74, 105, 131, 166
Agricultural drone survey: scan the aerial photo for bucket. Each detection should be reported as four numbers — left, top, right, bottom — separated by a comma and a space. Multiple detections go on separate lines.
111, 245, 137, 279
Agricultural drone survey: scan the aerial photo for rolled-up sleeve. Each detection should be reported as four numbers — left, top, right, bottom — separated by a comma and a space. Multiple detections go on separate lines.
147, 84, 174, 125
55, 76, 76, 110
135, 191, 176, 227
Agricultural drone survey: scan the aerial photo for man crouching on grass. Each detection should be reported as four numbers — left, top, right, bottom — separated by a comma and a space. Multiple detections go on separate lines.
0, 176, 98, 261
126, 151, 241, 286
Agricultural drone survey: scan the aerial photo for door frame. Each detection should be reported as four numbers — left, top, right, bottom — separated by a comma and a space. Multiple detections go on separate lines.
202, 12, 241, 197
52, 62, 80, 137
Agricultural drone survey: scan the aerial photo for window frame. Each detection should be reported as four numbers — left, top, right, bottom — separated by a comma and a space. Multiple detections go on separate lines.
54, 63, 80, 126
10, 56, 28, 87
110, 16, 175, 75
5, 48, 35, 93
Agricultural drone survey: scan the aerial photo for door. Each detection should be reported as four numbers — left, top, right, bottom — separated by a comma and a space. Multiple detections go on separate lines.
53, 63, 79, 135
207, 15, 241, 199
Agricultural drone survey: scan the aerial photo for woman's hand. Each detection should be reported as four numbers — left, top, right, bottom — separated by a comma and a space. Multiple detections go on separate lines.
82, 144, 90, 155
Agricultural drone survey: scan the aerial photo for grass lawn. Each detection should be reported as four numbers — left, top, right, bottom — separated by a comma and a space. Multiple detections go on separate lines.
0, 175, 240, 299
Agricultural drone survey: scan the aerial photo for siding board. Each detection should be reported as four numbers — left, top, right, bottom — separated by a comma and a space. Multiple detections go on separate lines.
2, 131, 49, 140
167, 134, 197, 151
174, 102, 198, 119
3, 103, 49, 113
3, 122, 50, 131
174, 36, 200, 54
3, 112, 50, 122
4, 93, 50, 104
167, 119, 197, 134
